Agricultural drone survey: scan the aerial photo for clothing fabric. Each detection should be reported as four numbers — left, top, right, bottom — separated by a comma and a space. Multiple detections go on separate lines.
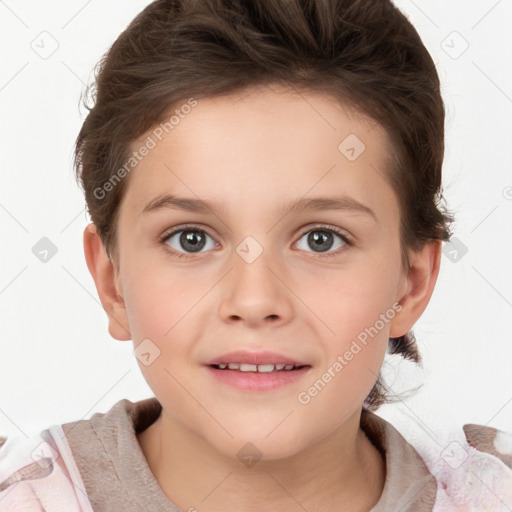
1, 397, 511, 511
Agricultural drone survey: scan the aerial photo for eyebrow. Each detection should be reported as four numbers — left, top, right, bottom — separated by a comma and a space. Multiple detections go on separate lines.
284, 196, 377, 221
141, 194, 377, 221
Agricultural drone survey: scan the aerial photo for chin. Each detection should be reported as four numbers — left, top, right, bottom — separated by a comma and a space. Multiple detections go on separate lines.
211, 426, 311, 464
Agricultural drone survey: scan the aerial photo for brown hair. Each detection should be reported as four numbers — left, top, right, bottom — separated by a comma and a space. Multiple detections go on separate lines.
74, 0, 454, 410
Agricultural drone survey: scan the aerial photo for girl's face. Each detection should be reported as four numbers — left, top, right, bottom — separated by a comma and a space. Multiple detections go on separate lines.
111, 85, 411, 459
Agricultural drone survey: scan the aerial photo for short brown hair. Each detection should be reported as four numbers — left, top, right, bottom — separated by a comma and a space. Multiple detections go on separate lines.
74, 0, 454, 410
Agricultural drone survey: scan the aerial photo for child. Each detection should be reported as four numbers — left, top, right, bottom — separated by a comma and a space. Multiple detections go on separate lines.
1, 0, 511, 510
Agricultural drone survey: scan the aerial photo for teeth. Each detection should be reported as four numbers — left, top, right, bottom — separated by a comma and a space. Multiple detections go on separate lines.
240, 363, 258, 372
216, 363, 300, 372
256, 364, 275, 373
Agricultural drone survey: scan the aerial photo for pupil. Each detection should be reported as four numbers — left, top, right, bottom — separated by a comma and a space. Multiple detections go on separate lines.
308, 231, 333, 252
180, 230, 206, 252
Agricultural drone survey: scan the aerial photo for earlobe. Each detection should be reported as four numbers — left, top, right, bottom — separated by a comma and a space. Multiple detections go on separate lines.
83, 223, 131, 341
389, 240, 442, 338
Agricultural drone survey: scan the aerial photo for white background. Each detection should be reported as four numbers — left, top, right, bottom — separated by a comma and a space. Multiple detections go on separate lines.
0, 0, 511, 441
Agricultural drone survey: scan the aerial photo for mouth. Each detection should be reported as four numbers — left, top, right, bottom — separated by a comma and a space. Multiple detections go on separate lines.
204, 350, 312, 391
205, 352, 312, 391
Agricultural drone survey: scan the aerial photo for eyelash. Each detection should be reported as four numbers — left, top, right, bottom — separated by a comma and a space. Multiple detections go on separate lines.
158, 223, 353, 261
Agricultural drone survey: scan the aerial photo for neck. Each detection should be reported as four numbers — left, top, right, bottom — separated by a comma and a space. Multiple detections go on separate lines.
137, 409, 386, 512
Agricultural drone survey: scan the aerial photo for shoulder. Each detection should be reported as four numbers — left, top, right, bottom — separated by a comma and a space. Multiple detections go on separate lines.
435, 422, 512, 511
0, 426, 94, 512
0, 397, 161, 512
389, 413, 512, 512
462, 423, 512, 469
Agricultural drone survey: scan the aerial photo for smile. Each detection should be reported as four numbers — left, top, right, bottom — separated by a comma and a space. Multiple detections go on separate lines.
210, 363, 305, 372
206, 363, 311, 392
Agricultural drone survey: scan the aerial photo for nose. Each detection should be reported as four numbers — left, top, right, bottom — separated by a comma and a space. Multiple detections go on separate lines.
218, 245, 294, 328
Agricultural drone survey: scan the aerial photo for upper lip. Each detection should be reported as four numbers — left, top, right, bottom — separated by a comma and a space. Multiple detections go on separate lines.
204, 350, 310, 366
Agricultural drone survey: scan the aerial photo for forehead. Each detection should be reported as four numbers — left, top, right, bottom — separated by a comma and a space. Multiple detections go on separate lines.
120, 85, 397, 222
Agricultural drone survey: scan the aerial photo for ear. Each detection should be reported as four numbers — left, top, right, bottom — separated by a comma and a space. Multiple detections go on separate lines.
389, 240, 442, 338
83, 223, 131, 341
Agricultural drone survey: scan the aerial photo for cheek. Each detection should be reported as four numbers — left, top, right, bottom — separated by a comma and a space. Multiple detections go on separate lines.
295, 272, 395, 415
292, 256, 399, 400
300, 260, 399, 343
121, 257, 207, 339
120, 258, 217, 380
122, 268, 204, 417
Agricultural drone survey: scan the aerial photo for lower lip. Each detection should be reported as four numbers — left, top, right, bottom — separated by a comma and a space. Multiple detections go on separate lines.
205, 365, 311, 391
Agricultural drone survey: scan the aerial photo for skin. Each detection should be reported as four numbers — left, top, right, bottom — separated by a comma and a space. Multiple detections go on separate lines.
84, 84, 441, 512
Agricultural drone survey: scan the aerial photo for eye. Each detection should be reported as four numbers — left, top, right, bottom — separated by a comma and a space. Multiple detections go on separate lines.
295, 226, 350, 256
160, 226, 218, 257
